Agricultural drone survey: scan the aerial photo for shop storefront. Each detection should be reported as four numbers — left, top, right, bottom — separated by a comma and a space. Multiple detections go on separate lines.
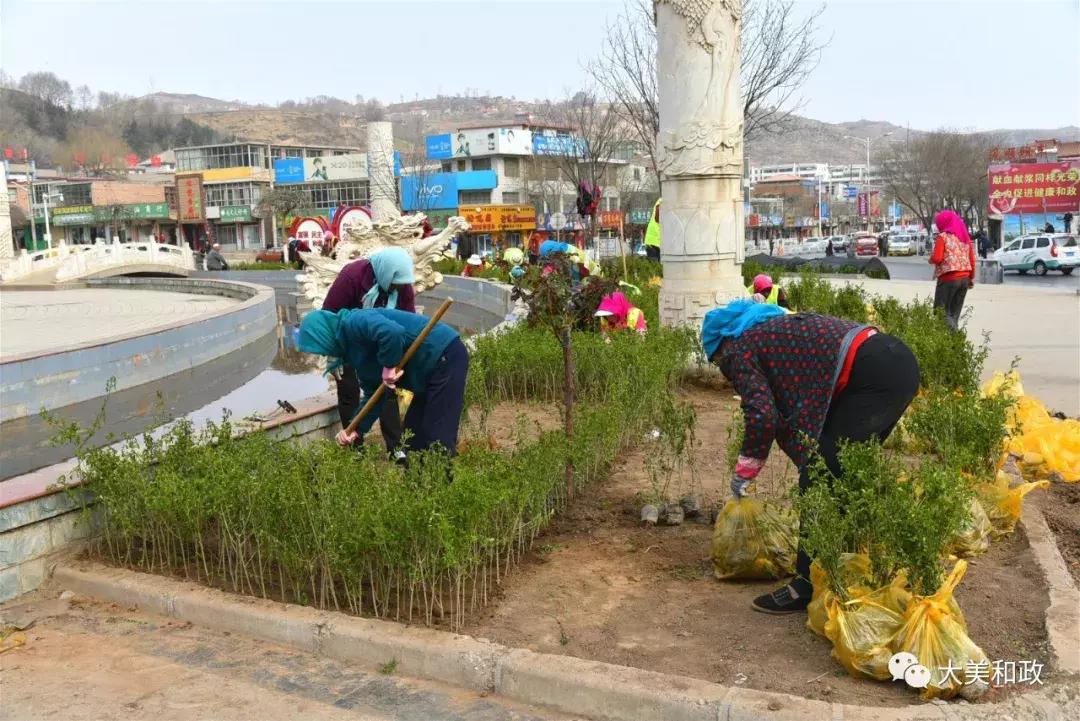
213, 205, 263, 250
46, 202, 176, 245
459, 204, 536, 257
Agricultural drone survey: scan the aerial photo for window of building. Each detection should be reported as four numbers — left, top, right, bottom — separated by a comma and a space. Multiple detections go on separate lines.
633, 167, 641, 181
471, 158, 492, 171
298, 181, 369, 209
176, 144, 267, 171
35, 182, 92, 206
459, 190, 492, 205
203, 182, 264, 208
441, 162, 452, 172
502, 192, 520, 204
503, 157, 520, 177
457, 160, 467, 171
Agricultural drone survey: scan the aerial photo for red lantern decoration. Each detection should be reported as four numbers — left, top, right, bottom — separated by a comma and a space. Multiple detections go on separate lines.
150, 155, 162, 168
75, 151, 86, 165
3, 147, 13, 159
126, 153, 138, 167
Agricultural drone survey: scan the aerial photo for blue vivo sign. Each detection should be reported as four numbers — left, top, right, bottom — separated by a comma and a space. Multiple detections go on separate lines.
400, 170, 497, 211
425, 134, 453, 160
273, 157, 305, 184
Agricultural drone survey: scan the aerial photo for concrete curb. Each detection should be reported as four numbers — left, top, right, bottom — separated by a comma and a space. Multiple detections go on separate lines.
51, 561, 1076, 721
1020, 501, 1080, 675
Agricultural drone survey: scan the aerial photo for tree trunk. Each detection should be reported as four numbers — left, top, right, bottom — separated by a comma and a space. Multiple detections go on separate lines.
560, 326, 575, 498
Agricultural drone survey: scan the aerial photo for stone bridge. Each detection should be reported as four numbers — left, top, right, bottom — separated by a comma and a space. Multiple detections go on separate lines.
0, 241, 195, 285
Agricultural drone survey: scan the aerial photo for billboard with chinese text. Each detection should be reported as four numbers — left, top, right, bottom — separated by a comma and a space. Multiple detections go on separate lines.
177, 176, 204, 223
988, 162, 1080, 215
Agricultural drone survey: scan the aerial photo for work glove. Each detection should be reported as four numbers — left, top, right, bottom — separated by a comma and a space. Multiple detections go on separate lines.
381, 367, 402, 388
730, 475, 752, 500
336, 429, 359, 447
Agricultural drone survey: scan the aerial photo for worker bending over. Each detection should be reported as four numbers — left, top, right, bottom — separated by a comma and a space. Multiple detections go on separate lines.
298, 308, 468, 457
594, 291, 647, 335
747, 273, 790, 309
702, 300, 919, 615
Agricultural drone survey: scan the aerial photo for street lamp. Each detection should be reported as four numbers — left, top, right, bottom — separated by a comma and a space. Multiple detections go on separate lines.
844, 133, 892, 231
41, 190, 64, 250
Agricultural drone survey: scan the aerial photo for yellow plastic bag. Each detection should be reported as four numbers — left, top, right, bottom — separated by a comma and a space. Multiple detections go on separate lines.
947, 498, 992, 558
826, 579, 907, 681
981, 370, 1024, 399
807, 554, 871, 637
889, 561, 990, 700
710, 497, 797, 580
1010, 416, 1080, 483
977, 471, 1050, 538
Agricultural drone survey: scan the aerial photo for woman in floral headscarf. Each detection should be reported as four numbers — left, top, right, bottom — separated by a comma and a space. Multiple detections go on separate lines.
929, 209, 976, 330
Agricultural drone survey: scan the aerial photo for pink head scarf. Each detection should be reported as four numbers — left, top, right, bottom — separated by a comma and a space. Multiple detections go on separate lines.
934, 210, 971, 245
596, 291, 633, 320
752, 274, 774, 293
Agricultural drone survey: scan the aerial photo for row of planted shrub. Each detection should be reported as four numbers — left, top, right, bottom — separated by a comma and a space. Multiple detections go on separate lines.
68, 322, 696, 628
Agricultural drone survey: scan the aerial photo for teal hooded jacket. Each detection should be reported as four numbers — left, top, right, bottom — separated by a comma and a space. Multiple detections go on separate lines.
298, 308, 460, 432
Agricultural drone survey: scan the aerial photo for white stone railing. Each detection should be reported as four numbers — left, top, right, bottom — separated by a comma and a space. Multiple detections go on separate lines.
53, 241, 196, 282
0, 244, 72, 281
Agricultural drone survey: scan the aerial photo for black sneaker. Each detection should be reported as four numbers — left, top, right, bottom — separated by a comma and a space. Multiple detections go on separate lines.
751, 585, 810, 615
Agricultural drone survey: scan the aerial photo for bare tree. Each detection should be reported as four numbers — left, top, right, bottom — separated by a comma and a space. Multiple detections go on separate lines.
879, 131, 998, 234
539, 89, 626, 245
590, 0, 827, 182
18, 71, 73, 110
258, 186, 309, 239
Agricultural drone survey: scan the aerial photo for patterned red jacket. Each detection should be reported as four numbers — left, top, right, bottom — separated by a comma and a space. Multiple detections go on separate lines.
714, 313, 859, 467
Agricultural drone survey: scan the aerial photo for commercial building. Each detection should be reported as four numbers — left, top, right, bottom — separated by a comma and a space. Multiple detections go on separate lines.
748, 162, 883, 199
172, 141, 366, 250
405, 123, 657, 256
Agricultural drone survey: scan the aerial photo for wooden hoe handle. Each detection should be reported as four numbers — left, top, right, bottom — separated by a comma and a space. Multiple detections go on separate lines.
344, 298, 455, 435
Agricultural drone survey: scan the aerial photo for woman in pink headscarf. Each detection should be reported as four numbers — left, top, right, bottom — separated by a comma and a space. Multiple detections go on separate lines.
594, 291, 647, 335
929, 209, 976, 330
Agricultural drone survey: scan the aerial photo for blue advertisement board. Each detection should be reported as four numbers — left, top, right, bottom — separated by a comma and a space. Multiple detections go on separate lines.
532, 134, 586, 157
843, 186, 858, 198
820, 202, 829, 220
401, 170, 497, 210
273, 157, 305, 184
425, 134, 453, 160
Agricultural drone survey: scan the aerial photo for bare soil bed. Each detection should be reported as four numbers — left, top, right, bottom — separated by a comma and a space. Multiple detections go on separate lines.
461, 383, 1055, 707
1035, 479, 1080, 585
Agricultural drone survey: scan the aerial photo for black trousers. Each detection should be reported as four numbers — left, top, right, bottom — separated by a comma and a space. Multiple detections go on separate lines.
933, 278, 969, 331
336, 365, 403, 452
645, 245, 660, 261
402, 338, 469, 456
793, 333, 921, 591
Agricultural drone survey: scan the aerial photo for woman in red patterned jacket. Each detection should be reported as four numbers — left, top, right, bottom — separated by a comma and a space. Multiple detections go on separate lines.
929, 209, 976, 330
702, 300, 920, 614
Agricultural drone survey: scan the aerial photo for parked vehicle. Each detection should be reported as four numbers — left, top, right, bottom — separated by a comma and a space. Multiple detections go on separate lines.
993, 234, 1079, 276
888, 234, 916, 256
854, 232, 880, 257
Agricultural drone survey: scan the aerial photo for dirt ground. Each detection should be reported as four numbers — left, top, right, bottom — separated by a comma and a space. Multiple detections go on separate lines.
461, 384, 1055, 707
0, 592, 573, 721
1035, 479, 1080, 585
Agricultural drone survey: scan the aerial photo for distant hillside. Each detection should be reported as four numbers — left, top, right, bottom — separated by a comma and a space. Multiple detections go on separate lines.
184, 109, 367, 147
140, 92, 248, 114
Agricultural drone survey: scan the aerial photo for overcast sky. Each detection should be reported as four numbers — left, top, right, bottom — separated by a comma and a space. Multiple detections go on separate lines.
2, 0, 1077, 131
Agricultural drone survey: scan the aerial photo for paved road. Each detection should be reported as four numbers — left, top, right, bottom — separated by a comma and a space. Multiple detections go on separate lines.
827, 276, 1080, 416
881, 255, 1080, 291
0, 289, 237, 358
1, 593, 573, 721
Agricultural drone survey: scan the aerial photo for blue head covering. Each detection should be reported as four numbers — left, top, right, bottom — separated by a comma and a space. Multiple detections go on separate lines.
298, 309, 349, 375
362, 248, 415, 309
700, 300, 785, 360
539, 240, 570, 257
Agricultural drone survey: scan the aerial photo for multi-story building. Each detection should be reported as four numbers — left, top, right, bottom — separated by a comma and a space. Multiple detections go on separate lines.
748, 162, 883, 200
173, 141, 367, 250
403, 124, 657, 255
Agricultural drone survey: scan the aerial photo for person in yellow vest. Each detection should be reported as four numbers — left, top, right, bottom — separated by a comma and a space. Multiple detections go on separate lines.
594, 291, 647, 336
644, 198, 661, 261
748, 274, 791, 309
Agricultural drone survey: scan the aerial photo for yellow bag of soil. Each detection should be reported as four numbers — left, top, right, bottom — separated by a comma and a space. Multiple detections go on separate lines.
981, 370, 1024, 400
826, 579, 908, 681
947, 498, 992, 558
977, 471, 1049, 538
889, 561, 990, 700
710, 497, 797, 580
1010, 417, 1080, 483
807, 554, 871, 637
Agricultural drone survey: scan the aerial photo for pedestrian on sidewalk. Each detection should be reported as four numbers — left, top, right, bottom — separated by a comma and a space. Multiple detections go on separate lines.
702, 300, 920, 614
205, 243, 229, 271
929, 209, 976, 331
321, 247, 416, 455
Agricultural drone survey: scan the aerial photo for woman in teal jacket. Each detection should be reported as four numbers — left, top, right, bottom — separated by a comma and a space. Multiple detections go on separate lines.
297, 308, 468, 456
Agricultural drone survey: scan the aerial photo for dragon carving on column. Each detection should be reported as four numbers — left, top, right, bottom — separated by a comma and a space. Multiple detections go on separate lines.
298, 211, 470, 310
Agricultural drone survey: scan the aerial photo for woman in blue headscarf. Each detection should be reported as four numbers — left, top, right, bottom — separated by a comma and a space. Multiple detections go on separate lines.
320, 247, 417, 453
703, 299, 919, 616
298, 307, 467, 458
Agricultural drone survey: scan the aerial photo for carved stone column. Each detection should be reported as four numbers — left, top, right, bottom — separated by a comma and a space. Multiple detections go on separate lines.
367, 121, 397, 222
655, 0, 745, 327
0, 164, 13, 261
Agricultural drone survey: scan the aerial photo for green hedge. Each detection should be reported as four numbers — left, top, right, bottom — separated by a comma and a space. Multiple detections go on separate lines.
67, 324, 695, 628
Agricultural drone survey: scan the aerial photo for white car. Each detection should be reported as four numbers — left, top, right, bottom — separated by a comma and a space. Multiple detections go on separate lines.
825, 235, 847, 251
888, 234, 916, 256
994, 234, 1078, 276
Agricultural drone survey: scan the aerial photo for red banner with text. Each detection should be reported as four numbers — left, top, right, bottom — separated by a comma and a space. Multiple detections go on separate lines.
988, 161, 1080, 215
